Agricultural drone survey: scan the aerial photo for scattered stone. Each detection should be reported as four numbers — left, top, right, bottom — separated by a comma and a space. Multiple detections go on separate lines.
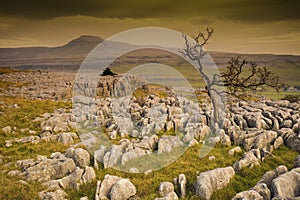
228, 146, 242, 156
208, 156, 216, 161
176, 174, 186, 198
144, 169, 152, 175
1, 126, 12, 134
155, 182, 179, 200
129, 168, 139, 173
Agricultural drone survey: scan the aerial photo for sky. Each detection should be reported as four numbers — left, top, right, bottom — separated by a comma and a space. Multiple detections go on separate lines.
0, 0, 299, 55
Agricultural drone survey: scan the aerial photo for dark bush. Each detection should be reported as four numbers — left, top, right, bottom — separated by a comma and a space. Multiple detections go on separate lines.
101, 67, 117, 76
282, 94, 300, 103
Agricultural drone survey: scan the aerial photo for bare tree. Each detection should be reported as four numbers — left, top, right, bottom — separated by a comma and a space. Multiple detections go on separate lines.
180, 28, 284, 131
213, 56, 283, 98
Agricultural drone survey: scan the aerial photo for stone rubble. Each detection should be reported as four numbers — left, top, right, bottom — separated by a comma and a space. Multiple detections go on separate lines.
2, 73, 300, 199
8, 147, 95, 200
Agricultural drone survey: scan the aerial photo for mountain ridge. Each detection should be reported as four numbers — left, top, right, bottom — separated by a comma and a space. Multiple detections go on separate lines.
0, 35, 299, 71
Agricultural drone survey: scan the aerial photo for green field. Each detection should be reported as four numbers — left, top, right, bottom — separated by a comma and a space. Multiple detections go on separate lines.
111, 62, 300, 100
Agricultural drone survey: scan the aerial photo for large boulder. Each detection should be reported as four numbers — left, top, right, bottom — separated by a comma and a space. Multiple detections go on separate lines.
103, 145, 123, 169
271, 168, 300, 199
286, 133, 300, 152
196, 167, 235, 200
95, 175, 136, 200
59, 167, 84, 190
65, 147, 90, 168
96, 175, 122, 200
110, 179, 137, 200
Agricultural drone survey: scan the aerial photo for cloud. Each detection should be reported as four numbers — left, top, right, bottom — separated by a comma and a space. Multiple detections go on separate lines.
0, 15, 299, 55
0, 0, 299, 23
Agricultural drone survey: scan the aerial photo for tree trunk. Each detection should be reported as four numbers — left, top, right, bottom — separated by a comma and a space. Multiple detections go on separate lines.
208, 89, 225, 133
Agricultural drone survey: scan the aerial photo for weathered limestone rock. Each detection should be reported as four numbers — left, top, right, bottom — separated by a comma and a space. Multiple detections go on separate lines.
196, 167, 235, 200
242, 130, 277, 151
232, 190, 263, 200
59, 167, 84, 190
155, 182, 179, 200
157, 136, 184, 154
1, 126, 12, 134
57, 132, 75, 145
65, 147, 90, 168
178, 174, 186, 198
103, 145, 123, 169
94, 145, 107, 169
273, 136, 283, 150
17, 154, 76, 182
110, 179, 137, 200
228, 146, 242, 156
271, 168, 300, 199
41, 189, 68, 200
82, 166, 96, 184
95, 175, 137, 200
96, 175, 122, 200
233, 149, 261, 172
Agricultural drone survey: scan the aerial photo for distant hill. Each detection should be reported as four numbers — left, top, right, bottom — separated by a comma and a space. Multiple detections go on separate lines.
0, 35, 299, 71
0, 35, 103, 71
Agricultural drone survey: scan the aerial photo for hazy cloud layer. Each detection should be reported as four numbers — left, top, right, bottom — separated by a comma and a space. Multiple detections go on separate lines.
0, 0, 299, 54
1, 0, 299, 22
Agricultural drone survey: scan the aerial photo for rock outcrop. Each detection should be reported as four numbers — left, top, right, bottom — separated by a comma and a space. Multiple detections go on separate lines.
8, 147, 95, 200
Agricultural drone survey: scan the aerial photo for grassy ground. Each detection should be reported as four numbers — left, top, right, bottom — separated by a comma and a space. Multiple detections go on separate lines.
66, 145, 298, 200
111, 62, 300, 100
211, 145, 298, 199
0, 64, 299, 199
0, 96, 298, 200
0, 97, 71, 200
